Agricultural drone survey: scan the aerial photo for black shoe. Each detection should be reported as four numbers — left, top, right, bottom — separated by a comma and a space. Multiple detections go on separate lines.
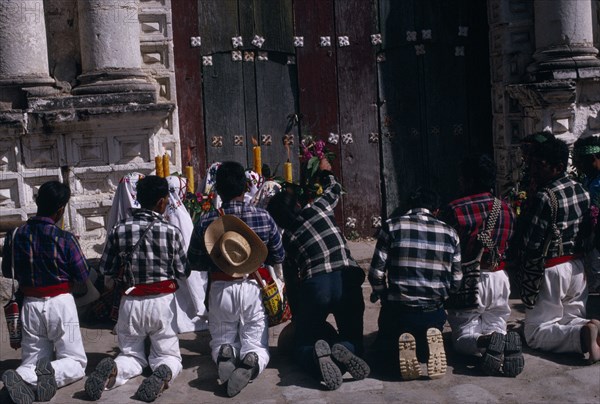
227, 352, 259, 397
217, 344, 236, 385
85, 357, 117, 401
314, 340, 342, 390
2, 370, 34, 404
34, 358, 57, 402
481, 332, 504, 376
503, 331, 524, 377
331, 343, 370, 380
136, 364, 172, 403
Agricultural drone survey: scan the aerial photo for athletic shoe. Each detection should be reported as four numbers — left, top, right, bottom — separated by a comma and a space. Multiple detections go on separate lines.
217, 344, 236, 385
136, 364, 172, 403
481, 332, 504, 376
34, 358, 57, 402
331, 343, 370, 380
2, 370, 34, 404
503, 331, 524, 377
85, 357, 117, 401
314, 340, 343, 390
426, 328, 447, 379
399, 332, 422, 381
227, 352, 259, 397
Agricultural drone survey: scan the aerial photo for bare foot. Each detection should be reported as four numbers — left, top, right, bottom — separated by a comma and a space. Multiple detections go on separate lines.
581, 322, 600, 364
591, 319, 600, 346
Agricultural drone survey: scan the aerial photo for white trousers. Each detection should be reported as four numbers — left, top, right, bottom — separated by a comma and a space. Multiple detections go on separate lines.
208, 279, 269, 373
172, 272, 209, 334
111, 293, 182, 388
524, 259, 589, 354
17, 293, 87, 387
447, 270, 511, 356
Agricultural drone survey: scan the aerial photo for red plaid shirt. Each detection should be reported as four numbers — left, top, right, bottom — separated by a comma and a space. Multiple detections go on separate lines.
441, 192, 515, 263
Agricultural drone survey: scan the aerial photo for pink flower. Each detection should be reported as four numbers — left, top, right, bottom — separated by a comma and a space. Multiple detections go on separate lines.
314, 140, 325, 153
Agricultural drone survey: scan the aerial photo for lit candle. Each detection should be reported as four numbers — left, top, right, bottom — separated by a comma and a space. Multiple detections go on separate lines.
155, 155, 164, 177
163, 152, 170, 177
284, 160, 292, 183
185, 165, 195, 194
252, 137, 262, 175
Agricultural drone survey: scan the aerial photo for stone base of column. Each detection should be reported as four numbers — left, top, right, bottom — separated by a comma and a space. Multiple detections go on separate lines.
72, 68, 157, 96
529, 45, 600, 80
0, 76, 57, 110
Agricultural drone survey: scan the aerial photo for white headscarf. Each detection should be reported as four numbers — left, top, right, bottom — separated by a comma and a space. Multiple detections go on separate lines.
203, 162, 222, 209
106, 172, 145, 231
244, 169, 264, 204
164, 176, 194, 249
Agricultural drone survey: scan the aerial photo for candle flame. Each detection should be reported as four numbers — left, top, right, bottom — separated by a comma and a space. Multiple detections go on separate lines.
252, 137, 258, 147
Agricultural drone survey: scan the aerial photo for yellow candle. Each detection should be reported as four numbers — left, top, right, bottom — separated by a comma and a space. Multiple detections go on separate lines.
163, 153, 170, 177
155, 155, 164, 177
185, 165, 195, 194
284, 161, 292, 183
253, 146, 262, 175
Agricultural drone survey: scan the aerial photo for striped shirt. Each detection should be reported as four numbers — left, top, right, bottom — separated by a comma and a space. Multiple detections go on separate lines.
1, 216, 89, 287
283, 174, 360, 280
513, 174, 589, 261
187, 201, 284, 272
100, 209, 188, 284
441, 192, 515, 264
369, 208, 462, 308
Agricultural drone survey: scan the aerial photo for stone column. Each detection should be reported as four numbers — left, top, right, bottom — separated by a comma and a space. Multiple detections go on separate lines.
0, 0, 55, 109
530, 0, 600, 77
73, 0, 155, 95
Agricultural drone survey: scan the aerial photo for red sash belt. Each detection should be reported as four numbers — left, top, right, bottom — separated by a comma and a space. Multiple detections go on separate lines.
22, 282, 71, 298
127, 280, 178, 296
544, 254, 581, 269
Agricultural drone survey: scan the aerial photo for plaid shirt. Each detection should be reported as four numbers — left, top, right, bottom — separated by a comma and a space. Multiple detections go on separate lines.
100, 209, 188, 284
369, 208, 462, 308
513, 174, 590, 261
283, 174, 360, 280
441, 192, 515, 264
1, 217, 89, 287
187, 201, 284, 272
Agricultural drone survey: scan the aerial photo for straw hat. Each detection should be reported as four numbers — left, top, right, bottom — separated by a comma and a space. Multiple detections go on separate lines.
205, 215, 268, 277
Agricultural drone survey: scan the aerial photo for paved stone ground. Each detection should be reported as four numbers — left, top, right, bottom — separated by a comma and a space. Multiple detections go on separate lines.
1, 240, 599, 403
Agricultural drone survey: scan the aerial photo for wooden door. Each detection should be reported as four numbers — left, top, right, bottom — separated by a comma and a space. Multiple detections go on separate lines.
377, 0, 492, 216
198, 0, 300, 179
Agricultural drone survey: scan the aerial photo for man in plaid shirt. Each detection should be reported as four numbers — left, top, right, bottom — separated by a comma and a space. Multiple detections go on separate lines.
86, 176, 189, 402
267, 158, 369, 391
1, 181, 89, 404
441, 154, 523, 377
511, 137, 600, 363
187, 161, 284, 397
369, 188, 461, 380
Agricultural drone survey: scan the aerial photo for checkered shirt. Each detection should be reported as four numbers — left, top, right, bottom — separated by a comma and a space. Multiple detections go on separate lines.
369, 208, 462, 308
514, 174, 590, 261
187, 201, 284, 272
441, 192, 515, 263
1, 216, 89, 287
283, 174, 360, 280
99, 208, 188, 284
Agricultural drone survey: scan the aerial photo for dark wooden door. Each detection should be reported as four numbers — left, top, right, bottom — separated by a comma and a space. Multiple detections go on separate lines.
198, 0, 300, 179
378, 0, 492, 216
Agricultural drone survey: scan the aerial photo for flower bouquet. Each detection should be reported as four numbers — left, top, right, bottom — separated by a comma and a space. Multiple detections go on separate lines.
184, 191, 217, 223
504, 188, 527, 216
297, 135, 335, 205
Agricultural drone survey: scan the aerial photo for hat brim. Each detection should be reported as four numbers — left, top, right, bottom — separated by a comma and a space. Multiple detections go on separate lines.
205, 215, 268, 277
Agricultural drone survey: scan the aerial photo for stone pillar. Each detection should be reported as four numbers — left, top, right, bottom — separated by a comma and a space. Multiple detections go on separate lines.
73, 0, 156, 95
530, 0, 600, 77
0, 0, 55, 109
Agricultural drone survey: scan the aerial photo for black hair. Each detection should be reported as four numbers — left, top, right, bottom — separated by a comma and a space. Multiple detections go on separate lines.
532, 137, 569, 170
407, 188, 440, 211
459, 153, 496, 193
136, 175, 169, 209
267, 191, 300, 231
36, 181, 71, 216
216, 161, 246, 201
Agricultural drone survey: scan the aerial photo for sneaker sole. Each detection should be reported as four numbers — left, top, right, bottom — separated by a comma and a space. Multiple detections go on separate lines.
2, 370, 35, 404
481, 332, 504, 376
136, 365, 172, 403
331, 344, 370, 380
85, 357, 117, 401
226, 353, 258, 397
399, 333, 422, 381
426, 328, 447, 379
217, 345, 236, 385
314, 340, 343, 390
503, 331, 524, 377
35, 358, 57, 402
